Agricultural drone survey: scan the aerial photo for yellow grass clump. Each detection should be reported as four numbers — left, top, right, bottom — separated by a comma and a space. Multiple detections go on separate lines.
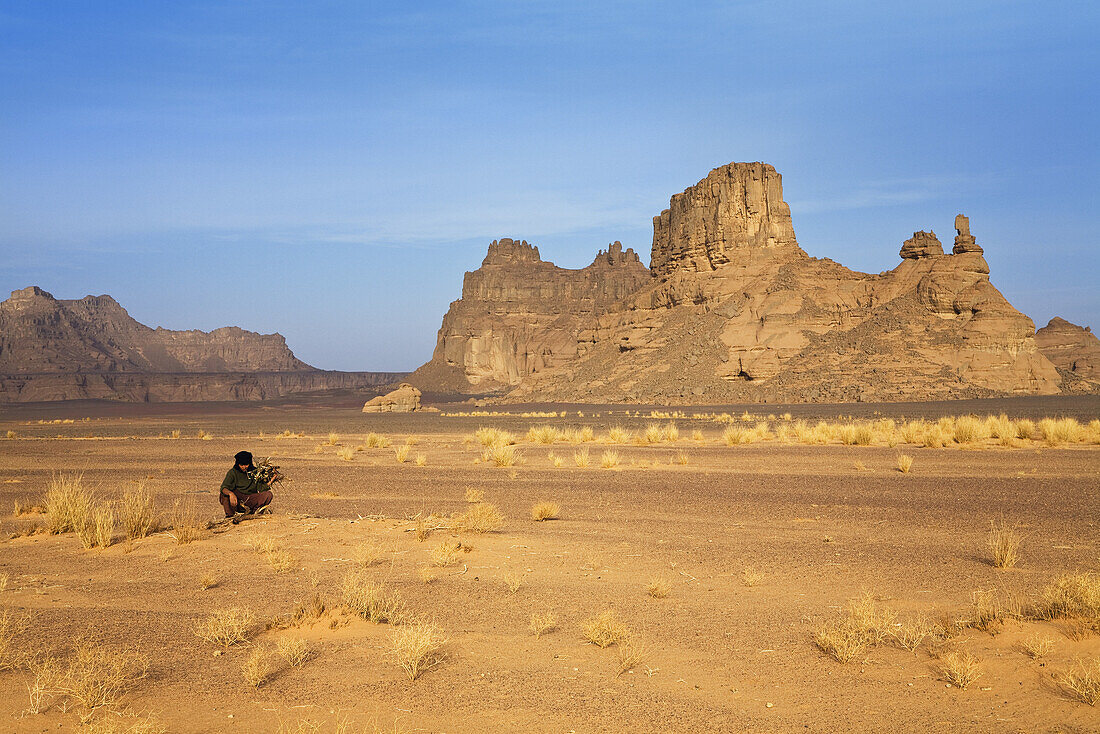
646, 577, 671, 599
393, 621, 446, 680
923, 426, 949, 448
475, 426, 516, 447
939, 649, 983, 689
531, 501, 559, 522
414, 453, 427, 466
814, 593, 897, 663
722, 425, 753, 446
462, 487, 485, 504
326, 432, 340, 445
120, 482, 157, 540
503, 572, 526, 594
337, 446, 355, 461
581, 609, 628, 648
242, 646, 274, 687
0, 609, 28, 671
1055, 658, 1100, 706
530, 612, 557, 638
617, 634, 650, 676
167, 497, 205, 545
896, 454, 913, 473
197, 429, 212, 440
276, 636, 312, 667
527, 425, 563, 444
481, 444, 519, 467
600, 450, 621, 469
1039, 417, 1084, 446
892, 615, 934, 652
195, 608, 256, 648
452, 502, 504, 533
1018, 633, 1054, 659
56, 642, 148, 714
365, 432, 390, 448
45, 473, 93, 534
430, 540, 462, 567
1032, 572, 1100, 627
740, 567, 764, 587
1015, 418, 1037, 440
573, 447, 590, 468
674, 450, 689, 465
952, 415, 990, 444
199, 573, 220, 591
394, 445, 411, 464
342, 571, 406, 624
988, 519, 1022, 569
606, 426, 633, 444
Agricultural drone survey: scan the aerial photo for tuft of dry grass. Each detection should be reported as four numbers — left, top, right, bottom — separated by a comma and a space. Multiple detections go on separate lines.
988, 519, 1022, 569
529, 612, 557, 639
1031, 572, 1100, 627
503, 572, 526, 594
326, 432, 340, 446
814, 622, 869, 663
242, 646, 274, 688
581, 609, 628, 648
417, 567, 438, 584
0, 609, 29, 671
45, 473, 93, 534
721, 425, 753, 446
573, 447, 590, 468
337, 446, 355, 461
952, 415, 989, 444
617, 634, 650, 675
197, 429, 212, 440
195, 607, 256, 648
939, 649, 983, 689
276, 636, 312, 668
814, 593, 897, 663
530, 501, 559, 522
120, 482, 157, 541
92, 505, 115, 548
5, 430, 15, 439
481, 444, 519, 467
267, 548, 298, 574
166, 497, 205, 545
414, 453, 427, 466
199, 573, 220, 591
607, 426, 632, 444
600, 450, 621, 469
740, 567, 764, 587
342, 571, 406, 624
452, 502, 504, 533
353, 539, 387, 567
365, 432, 390, 448
1039, 417, 1084, 446
1055, 658, 1100, 706
57, 642, 147, 714
896, 454, 913, 473
394, 445, 411, 464
475, 427, 516, 447
393, 621, 446, 680
463, 488, 485, 503
892, 614, 934, 652
646, 576, 671, 599
1018, 633, 1055, 659
430, 540, 462, 568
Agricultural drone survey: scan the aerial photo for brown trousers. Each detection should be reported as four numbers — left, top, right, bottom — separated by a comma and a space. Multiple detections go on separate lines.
219, 489, 273, 518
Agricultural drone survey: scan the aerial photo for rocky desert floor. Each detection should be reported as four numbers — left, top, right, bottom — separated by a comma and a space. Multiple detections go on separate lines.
0, 395, 1097, 733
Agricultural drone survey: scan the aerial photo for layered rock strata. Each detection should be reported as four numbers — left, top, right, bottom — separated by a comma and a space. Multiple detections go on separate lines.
1036, 317, 1100, 390
413, 162, 1073, 403
0, 287, 403, 402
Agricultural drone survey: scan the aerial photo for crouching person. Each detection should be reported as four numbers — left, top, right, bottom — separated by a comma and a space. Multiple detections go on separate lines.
219, 450, 273, 524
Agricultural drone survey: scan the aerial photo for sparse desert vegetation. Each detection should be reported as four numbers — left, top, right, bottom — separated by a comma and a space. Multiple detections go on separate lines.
530, 501, 559, 521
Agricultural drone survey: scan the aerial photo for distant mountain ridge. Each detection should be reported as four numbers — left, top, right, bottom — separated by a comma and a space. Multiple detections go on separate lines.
0, 286, 404, 402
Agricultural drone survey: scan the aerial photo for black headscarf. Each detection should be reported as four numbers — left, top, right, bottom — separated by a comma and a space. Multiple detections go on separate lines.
233, 451, 254, 471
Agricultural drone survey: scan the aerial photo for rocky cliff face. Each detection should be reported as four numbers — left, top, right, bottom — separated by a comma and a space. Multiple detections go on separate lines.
0, 286, 403, 402
1036, 317, 1100, 390
409, 238, 650, 390
414, 162, 1076, 403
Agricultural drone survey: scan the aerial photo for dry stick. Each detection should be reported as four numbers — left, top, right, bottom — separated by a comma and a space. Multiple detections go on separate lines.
678, 570, 699, 582
456, 564, 468, 575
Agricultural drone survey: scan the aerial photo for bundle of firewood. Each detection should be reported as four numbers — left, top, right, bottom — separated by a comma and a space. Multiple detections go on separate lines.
249, 457, 284, 486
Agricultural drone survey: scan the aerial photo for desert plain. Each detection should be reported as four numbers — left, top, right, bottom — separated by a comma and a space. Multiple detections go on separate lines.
0, 395, 1097, 733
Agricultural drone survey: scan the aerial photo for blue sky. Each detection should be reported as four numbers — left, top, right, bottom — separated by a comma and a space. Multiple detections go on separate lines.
1, 1, 1097, 371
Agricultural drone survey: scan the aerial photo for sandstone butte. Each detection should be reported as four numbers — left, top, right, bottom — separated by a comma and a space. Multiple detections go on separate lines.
0, 286, 404, 402
411, 161, 1097, 403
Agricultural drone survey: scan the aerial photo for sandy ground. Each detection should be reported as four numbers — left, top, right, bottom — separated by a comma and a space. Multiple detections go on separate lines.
0, 397, 1097, 733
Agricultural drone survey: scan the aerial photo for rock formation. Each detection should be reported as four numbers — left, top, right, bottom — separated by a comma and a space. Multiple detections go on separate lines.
363, 382, 422, 413
412, 162, 1076, 403
1035, 317, 1100, 390
0, 287, 405, 402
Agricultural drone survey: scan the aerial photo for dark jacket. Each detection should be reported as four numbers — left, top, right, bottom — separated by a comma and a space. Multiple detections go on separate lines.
220, 466, 268, 496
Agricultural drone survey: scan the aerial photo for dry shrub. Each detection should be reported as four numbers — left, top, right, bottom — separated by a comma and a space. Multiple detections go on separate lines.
414, 453, 427, 467
893, 614, 934, 651
79, 712, 166, 734
607, 426, 632, 444
195, 608, 255, 647
896, 454, 913, 473
503, 572, 526, 594
986, 414, 1016, 443
740, 567, 763, 587
573, 448, 590, 468
1087, 419, 1100, 445
464, 488, 485, 503
923, 426, 949, 448
291, 593, 327, 624
939, 649, 983, 688
58, 642, 147, 714
600, 450, 621, 469
581, 609, 627, 648
953, 415, 989, 444
199, 573, 220, 591
267, 549, 298, 574
166, 497, 204, 545
1055, 658, 1100, 706
481, 444, 519, 467
276, 636, 312, 668
365, 432, 390, 448
646, 577, 671, 599
342, 571, 405, 624
839, 423, 874, 446
0, 609, 28, 671
326, 432, 340, 446
814, 622, 869, 663
197, 429, 212, 440
1015, 418, 1037, 440
988, 519, 1021, 569
549, 452, 564, 468
354, 539, 387, 567
45, 473, 93, 534
452, 502, 504, 533
337, 447, 355, 461
527, 425, 562, 444
475, 427, 515, 447
1039, 417, 1084, 446
967, 588, 1008, 634
430, 540, 462, 568
1032, 572, 1100, 628
814, 593, 897, 663
530, 612, 557, 639
722, 425, 753, 446
242, 646, 274, 687
417, 567, 438, 584
394, 445, 411, 464
119, 482, 156, 540
691, 429, 704, 442
5, 430, 15, 439
617, 634, 650, 675
530, 501, 559, 522
1018, 633, 1054, 659
393, 621, 446, 680
899, 420, 926, 444
643, 423, 663, 444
